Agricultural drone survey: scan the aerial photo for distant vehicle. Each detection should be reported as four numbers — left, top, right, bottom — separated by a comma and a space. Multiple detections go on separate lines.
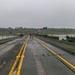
17, 33, 24, 37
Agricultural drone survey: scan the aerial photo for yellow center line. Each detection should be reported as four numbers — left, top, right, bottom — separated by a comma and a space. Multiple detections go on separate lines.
8, 36, 28, 75
16, 36, 29, 75
34, 37, 75, 70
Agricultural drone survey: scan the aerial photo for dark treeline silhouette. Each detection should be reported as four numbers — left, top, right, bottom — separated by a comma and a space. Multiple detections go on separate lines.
0, 27, 75, 35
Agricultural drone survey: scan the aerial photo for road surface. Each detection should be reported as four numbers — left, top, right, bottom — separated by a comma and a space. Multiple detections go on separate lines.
21, 37, 75, 75
0, 36, 75, 75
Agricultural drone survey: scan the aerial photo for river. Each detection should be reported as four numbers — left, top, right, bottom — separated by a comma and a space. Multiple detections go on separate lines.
48, 34, 75, 40
0, 36, 15, 40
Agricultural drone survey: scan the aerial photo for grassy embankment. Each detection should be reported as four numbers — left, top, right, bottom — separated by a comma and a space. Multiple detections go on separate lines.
36, 36, 75, 55
0, 37, 18, 45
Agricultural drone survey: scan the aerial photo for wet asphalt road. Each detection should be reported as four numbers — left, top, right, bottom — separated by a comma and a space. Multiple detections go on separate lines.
0, 39, 18, 57
0, 37, 75, 75
21, 38, 75, 75
0, 38, 24, 57
37, 38, 75, 66
0, 37, 25, 75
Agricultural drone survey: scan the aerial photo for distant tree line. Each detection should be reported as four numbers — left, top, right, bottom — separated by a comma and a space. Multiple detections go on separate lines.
42, 28, 75, 34
0, 27, 75, 35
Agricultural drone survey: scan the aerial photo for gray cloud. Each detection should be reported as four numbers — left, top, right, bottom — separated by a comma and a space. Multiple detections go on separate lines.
0, 0, 75, 28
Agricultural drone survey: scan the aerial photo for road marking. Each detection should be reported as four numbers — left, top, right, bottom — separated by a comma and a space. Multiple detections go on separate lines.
16, 37, 28, 75
8, 37, 28, 75
34, 37, 75, 71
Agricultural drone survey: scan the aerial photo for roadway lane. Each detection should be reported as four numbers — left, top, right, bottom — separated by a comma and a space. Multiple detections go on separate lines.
0, 36, 26, 75
0, 36, 26, 57
36, 38, 75, 67
21, 38, 75, 75
0, 38, 20, 57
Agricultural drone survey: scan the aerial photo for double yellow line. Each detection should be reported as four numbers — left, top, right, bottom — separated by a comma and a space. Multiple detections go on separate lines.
34, 37, 75, 71
8, 36, 29, 75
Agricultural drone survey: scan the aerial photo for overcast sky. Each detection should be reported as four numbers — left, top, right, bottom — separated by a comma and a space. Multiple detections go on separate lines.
0, 0, 75, 28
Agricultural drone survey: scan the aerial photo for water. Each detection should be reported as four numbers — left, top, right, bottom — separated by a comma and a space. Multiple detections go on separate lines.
0, 36, 15, 40
48, 34, 75, 40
